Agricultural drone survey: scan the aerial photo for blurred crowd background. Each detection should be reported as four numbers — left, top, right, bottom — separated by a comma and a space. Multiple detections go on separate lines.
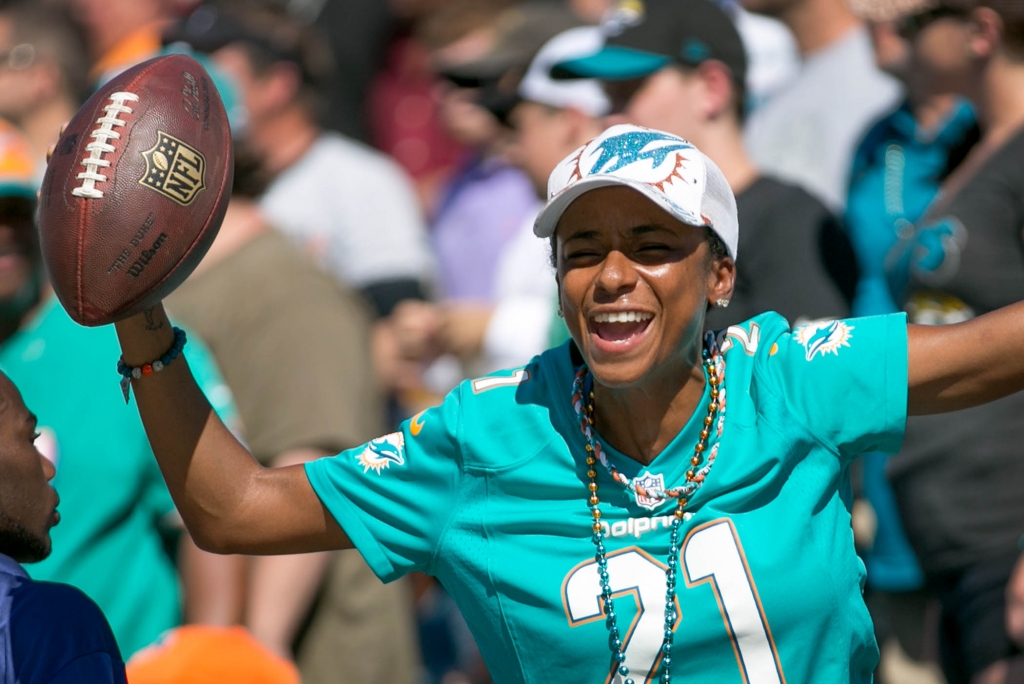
2, 0, 1024, 682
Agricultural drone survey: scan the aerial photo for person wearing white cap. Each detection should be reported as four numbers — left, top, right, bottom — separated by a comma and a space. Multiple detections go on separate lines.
509, 26, 611, 196
110, 119, 1024, 684
392, 26, 611, 376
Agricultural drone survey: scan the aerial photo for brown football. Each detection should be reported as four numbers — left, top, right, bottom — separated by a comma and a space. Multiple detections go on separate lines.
39, 53, 233, 326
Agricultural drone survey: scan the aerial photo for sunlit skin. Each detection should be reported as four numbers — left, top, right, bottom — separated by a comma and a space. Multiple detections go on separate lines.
554, 186, 734, 464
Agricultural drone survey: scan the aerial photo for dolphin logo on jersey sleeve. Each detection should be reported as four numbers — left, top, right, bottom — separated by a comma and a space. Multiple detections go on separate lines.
794, 320, 853, 361
356, 432, 406, 474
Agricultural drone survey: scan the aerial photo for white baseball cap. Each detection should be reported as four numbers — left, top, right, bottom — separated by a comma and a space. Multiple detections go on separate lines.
518, 26, 610, 118
533, 124, 739, 259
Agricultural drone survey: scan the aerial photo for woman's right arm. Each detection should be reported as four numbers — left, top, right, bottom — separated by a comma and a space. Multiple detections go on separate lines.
114, 303, 351, 555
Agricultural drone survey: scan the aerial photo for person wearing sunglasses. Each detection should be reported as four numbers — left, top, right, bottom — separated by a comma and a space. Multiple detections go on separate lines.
874, 2, 1024, 683
844, 1, 981, 679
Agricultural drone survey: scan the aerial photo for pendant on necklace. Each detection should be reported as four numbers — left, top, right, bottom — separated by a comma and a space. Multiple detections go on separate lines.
632, 472, 667, 510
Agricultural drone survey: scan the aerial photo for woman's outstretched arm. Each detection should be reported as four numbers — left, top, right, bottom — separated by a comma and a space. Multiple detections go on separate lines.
908, 301, 1024, 415
114, 303, 350, 555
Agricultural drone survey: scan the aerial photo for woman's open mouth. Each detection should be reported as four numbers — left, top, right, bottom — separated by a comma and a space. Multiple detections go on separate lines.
588, 310, 654, 353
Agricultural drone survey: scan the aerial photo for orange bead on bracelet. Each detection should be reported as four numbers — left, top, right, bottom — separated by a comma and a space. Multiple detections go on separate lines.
116, 326, 188, 403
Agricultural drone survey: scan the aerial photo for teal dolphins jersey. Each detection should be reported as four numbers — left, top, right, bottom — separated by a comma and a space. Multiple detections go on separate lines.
307, 311, 908, 684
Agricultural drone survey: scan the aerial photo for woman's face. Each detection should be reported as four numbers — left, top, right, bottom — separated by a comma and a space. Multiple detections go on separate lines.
555, 186, 734, 388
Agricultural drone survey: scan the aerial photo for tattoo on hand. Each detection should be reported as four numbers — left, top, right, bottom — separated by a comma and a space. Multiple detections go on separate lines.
144, 307, 164, 331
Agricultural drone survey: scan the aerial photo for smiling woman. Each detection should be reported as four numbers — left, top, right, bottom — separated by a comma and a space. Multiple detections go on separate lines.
555, 186, 730, 398
104, 123, 1024, 684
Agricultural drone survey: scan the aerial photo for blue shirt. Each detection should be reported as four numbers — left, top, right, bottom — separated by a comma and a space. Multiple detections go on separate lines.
0, 554, 126, 684
846, 100, 978, 317
307, 312, 908, 683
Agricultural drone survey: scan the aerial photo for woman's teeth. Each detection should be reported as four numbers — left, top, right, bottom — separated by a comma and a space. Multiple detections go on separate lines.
591, 311, 653, 324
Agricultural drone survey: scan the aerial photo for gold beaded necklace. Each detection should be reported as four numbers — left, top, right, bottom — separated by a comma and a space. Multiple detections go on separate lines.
570, 335, 724, 683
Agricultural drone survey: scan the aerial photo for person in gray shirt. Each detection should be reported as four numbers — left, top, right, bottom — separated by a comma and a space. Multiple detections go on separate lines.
741, 0, 903, 211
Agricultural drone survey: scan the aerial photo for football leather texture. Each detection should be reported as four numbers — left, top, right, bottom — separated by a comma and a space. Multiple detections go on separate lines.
39, 54, 233, 326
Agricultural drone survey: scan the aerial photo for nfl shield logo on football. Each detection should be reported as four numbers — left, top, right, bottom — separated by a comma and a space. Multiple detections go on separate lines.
633, 472, 666, 510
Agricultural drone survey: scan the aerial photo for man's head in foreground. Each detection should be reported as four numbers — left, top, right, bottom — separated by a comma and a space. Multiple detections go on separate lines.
0, 371, 58, 564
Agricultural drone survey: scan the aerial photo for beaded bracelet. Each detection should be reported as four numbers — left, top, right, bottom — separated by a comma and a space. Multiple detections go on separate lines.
117, 326, 187, 403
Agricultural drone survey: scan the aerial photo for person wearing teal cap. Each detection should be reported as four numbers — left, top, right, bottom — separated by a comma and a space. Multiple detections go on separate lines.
553, 0, 856, 332
0, 120, 245, 657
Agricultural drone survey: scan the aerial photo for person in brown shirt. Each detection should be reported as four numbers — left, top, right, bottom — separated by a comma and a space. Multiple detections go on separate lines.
164, 146, 420, 684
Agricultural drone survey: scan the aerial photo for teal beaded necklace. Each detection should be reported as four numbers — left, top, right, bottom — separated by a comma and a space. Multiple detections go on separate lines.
571, 335, 724, 683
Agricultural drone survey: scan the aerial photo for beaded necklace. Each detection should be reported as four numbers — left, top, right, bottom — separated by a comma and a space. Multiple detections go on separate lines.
884, 143, 916, 240
571, 334, 724, 684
